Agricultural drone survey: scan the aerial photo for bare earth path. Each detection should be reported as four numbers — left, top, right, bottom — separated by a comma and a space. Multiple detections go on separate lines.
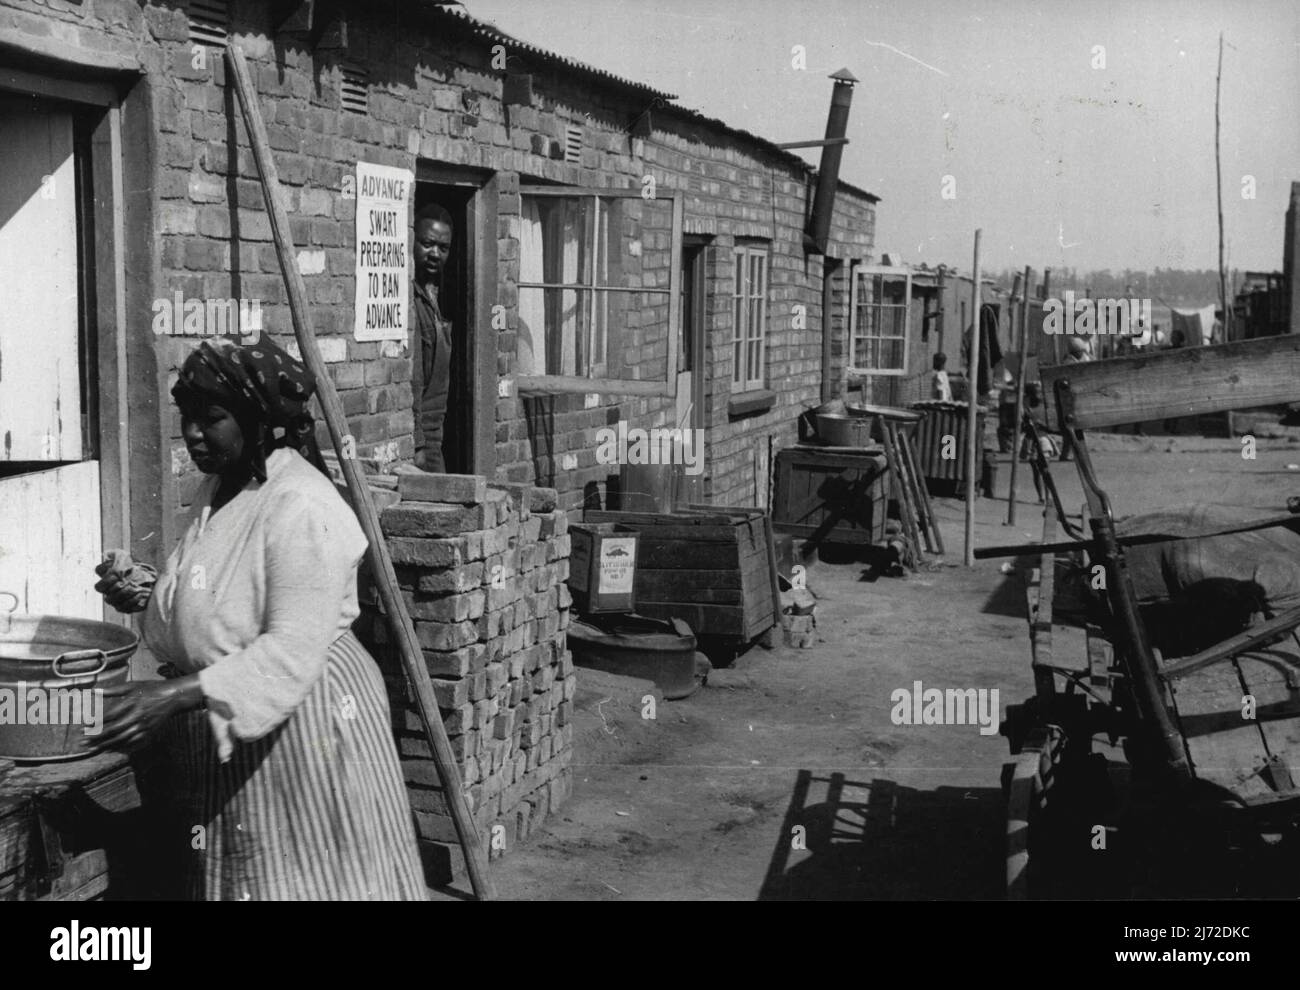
473, 433, 1300, 900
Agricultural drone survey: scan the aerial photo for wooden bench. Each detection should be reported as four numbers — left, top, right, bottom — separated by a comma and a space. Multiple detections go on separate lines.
0, 749, 163, 900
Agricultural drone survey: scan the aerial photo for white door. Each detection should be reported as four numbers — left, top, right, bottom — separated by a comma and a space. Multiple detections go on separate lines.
0, 101, 102, 620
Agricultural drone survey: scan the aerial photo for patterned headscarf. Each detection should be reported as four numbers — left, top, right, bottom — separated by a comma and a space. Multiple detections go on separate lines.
172, 338, 327, 482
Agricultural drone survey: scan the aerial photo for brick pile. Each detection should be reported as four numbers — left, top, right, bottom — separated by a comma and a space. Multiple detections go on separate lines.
355, 472, 575, 875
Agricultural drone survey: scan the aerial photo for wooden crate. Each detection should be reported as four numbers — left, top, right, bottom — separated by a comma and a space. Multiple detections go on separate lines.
772, 445, 887, 546
582, 508, 776, 641
568, 523, 639, 614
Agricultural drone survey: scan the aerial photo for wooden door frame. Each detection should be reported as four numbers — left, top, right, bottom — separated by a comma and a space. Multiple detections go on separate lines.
414, 162, 498, 477
0, 65, 135, 624
677, 238, 709, 506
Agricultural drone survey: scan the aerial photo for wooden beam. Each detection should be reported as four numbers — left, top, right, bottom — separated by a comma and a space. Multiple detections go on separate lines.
776, 137, 850, 150
1042, 332, 1300, 431
225, 44, 494, 900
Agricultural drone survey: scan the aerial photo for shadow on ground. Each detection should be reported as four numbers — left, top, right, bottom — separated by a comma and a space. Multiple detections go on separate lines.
757, 771, 1003, 900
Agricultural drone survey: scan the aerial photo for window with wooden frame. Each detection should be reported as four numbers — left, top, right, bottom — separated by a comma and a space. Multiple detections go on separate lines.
516, 187, 682, 397
849, 265, 912, 375
731, 243, 768, 392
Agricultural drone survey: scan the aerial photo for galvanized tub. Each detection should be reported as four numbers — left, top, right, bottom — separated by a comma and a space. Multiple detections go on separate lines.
0, 593, 136, 762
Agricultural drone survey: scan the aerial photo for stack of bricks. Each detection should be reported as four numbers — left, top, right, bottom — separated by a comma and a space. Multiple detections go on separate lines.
355, 472, 576, 876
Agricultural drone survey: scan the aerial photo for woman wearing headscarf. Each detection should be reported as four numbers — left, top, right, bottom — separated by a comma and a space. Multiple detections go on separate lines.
93, 338, 426, 901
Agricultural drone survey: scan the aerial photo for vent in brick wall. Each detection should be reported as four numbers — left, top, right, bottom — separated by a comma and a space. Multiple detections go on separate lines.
187, 0, 229, 46
340, 62, 369, 114
563, 126, 583, 165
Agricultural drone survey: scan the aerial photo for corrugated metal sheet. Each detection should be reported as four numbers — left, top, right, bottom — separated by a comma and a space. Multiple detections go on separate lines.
910, 401, 984, 486
432, 6, 678, 102
422, 6, 881, 204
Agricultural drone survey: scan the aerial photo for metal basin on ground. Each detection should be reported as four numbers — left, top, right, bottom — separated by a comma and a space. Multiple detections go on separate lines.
569, 613, 705, 700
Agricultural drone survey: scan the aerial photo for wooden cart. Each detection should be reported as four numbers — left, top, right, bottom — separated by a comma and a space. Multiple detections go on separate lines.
985, 334, 1300, 898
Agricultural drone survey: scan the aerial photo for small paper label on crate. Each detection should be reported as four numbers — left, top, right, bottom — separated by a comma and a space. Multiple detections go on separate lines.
598, 538, 636, 594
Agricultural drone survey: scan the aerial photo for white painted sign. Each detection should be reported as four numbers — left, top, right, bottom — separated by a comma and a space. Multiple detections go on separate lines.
598, 538, 637, 594
353, 161, 413, 341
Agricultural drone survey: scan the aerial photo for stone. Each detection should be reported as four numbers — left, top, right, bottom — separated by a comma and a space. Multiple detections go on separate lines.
404, 589, 484, 622
528, 487, 558, 512
415, 620, 478, 651
398, 472, 487, 504
382, 502, 489, 537
416, 563, 485, 594
387, 537, 469, 569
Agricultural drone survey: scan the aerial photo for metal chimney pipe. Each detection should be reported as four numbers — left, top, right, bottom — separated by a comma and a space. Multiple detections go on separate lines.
804, 69, 857, 254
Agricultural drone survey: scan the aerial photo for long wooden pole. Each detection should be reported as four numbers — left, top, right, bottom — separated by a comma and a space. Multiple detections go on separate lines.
964, 229, 982, 566
1041, 268, 1054, 363
226, 45, 495, 900
1215, 32, 1230, 343
1006, 265, 1033, 526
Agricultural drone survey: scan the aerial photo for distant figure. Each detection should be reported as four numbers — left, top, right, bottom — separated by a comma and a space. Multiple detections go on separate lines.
997, 367, 1017, 453
930, 352, 953, 402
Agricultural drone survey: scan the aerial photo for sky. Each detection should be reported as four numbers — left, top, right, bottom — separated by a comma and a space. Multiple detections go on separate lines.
467, 0, 1299, 277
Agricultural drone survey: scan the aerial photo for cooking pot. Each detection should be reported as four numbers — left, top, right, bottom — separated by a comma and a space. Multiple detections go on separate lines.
816, 412, 876, 448
0, 592, 137, 762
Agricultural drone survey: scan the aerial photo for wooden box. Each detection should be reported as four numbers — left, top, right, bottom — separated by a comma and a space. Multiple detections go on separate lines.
772, 445, 888, 546
582, 508, 777, 641
568, 523, 639, 614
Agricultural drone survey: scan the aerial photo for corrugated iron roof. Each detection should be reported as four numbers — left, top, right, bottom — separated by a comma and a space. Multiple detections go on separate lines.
431, 5, 677, 101
655, 102, 880, 203
425, 4, 878, 203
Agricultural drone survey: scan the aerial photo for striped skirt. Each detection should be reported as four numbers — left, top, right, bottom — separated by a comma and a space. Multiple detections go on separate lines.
163, 631, 427, 901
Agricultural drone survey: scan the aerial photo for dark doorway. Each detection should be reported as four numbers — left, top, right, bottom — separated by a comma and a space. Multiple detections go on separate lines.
414, 182, 474, 474
672, 238, 708, 507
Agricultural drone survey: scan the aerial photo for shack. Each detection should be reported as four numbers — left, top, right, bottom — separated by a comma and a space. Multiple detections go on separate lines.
0, 0, 883, 893
848, 263, 1011, 407
0, 0, 879, 619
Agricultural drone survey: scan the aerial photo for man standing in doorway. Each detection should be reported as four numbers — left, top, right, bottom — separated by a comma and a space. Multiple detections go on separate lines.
411, 203, 454, 472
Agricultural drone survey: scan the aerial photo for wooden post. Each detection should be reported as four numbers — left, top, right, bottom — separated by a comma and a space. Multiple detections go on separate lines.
1006, 265, 1033, 526
964, 230, 982, 567
1215, 32, 1230, 342
225, 45, 496, 900
1041, 268, 1054, 363
936, 265, 947, 358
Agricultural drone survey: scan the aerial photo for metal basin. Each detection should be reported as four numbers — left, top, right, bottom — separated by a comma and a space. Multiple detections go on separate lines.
0, 593, 137, 761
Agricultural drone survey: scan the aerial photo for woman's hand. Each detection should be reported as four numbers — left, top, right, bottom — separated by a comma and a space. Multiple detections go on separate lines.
94, 550, 156, 614
95, 675, 204, 753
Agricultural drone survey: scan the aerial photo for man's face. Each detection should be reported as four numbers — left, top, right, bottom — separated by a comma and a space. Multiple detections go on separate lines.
414, 219, 453, 284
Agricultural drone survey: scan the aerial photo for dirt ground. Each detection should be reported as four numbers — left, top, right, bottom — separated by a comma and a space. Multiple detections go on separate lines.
466, 429, 1300, 901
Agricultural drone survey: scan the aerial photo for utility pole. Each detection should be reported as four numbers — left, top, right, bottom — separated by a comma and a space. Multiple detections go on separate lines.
964, 229, 982, 567
1216, 32, 1230, 342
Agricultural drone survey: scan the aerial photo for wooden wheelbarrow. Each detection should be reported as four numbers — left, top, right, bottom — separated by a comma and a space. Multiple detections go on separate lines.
980, 334, 1300, 897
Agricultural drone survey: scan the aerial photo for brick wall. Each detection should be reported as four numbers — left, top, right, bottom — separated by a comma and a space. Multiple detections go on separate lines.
355, 473, 574, 876
3, 0, 876, 540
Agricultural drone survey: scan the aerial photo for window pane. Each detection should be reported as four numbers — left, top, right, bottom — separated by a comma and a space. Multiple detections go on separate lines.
520, 195, 595, 287
517, 286, 589, 376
